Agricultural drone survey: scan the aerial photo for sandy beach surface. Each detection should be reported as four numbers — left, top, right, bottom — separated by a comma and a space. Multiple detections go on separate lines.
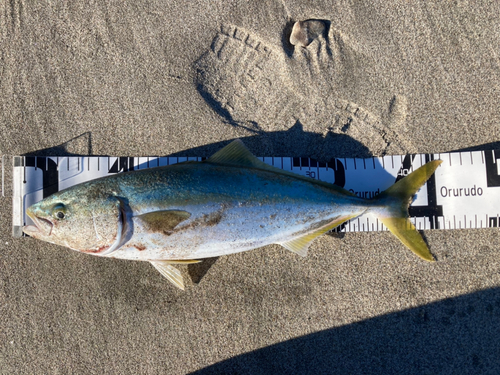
1, 1, 500, 374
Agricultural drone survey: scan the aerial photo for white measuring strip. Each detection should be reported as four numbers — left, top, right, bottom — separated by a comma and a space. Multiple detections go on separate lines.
4, 150, 500, 237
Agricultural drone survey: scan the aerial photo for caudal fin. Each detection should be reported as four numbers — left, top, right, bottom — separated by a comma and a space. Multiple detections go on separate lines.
373, 160, 442, 261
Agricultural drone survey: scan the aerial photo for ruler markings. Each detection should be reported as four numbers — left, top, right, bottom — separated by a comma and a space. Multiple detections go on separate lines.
7, 149, 500, 236
23, 158, 26, 183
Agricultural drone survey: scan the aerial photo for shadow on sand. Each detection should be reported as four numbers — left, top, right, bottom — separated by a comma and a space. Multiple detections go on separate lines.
192, 287, 500, 375
23, 120, 376, 161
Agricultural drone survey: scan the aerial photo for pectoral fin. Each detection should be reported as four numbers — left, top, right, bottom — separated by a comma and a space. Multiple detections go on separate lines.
280, 214, 357, 257
149, 261, 186, 290
136, 210, 191, 234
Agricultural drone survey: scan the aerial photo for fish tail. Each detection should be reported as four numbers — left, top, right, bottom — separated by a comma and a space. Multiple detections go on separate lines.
371, 160, 442, 261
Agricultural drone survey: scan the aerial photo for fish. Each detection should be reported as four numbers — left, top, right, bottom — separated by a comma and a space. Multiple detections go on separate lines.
23, 140, 442, 290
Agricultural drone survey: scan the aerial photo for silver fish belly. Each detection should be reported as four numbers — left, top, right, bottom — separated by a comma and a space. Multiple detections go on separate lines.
109, 162, 367, 261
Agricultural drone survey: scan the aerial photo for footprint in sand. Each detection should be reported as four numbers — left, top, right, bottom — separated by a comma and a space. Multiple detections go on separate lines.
195, 21, 415, 156
195, 24, 302, 132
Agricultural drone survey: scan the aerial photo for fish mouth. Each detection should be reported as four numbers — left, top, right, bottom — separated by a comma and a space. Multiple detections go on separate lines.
23, 209, 53, 237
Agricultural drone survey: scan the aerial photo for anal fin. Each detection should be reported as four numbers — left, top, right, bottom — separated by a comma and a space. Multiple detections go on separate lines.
280, 214, 357, 257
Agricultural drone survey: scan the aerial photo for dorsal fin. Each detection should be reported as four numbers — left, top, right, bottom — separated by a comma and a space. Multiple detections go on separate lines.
207, 140, 356, 196
207, 139, 265, 168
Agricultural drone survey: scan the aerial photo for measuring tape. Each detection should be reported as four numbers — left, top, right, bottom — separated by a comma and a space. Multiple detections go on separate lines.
3, 149, 500, 237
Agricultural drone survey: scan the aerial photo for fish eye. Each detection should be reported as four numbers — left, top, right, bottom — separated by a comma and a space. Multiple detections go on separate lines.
51, 203, 67, 220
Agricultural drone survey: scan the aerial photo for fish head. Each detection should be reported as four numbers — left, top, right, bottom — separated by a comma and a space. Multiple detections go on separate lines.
23, 185, 125, 256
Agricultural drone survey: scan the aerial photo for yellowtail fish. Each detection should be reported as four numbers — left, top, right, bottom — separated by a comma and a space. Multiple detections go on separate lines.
23, 140, 442, 289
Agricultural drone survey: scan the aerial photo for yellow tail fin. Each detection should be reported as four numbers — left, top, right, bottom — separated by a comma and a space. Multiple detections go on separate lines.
374, 160, 442, 261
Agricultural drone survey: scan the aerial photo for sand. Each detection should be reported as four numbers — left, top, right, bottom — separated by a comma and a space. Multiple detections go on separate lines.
1, 1, 500, 374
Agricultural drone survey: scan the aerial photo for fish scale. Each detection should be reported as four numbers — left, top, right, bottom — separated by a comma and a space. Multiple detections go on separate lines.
85, 162, 368, 260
